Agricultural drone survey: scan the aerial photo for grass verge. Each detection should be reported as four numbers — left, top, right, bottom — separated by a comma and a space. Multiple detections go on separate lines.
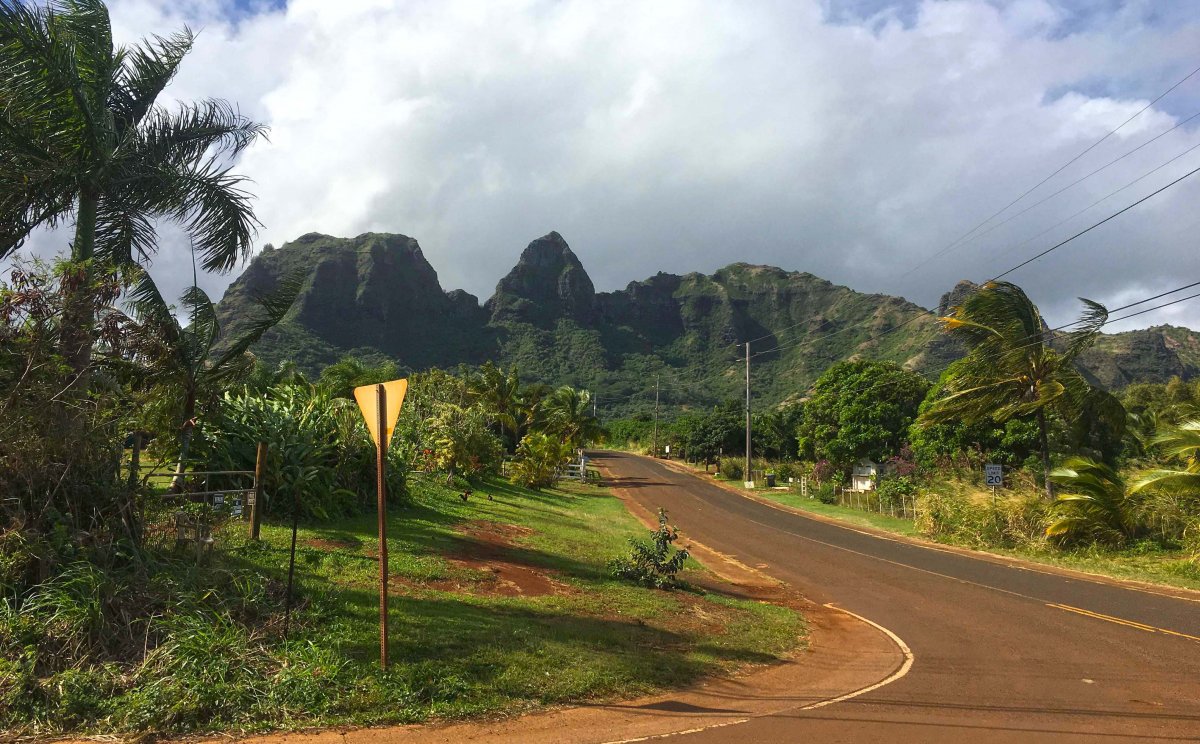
679, 462, 1200, 592
1, 474, 805, 738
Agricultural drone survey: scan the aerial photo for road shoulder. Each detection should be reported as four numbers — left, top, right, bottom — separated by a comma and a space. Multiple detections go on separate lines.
650, 454, 1200, 604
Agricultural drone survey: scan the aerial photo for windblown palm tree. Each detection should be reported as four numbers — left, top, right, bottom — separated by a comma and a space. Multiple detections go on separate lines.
1047, 457, 1140, 545
1132, 419, 1200, 495
0, 0, 267, 375
918, 281, 1107, 499
127, 271, 303, 482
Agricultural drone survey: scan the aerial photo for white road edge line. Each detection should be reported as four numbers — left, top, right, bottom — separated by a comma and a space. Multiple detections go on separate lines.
597, 604, 915, 744
800, 603, 915, 711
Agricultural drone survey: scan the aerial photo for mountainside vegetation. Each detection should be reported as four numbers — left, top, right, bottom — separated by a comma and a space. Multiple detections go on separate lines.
216, 232, 1200, 418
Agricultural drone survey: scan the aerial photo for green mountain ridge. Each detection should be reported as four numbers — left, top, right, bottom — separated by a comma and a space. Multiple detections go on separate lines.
214, 231, 1200, 415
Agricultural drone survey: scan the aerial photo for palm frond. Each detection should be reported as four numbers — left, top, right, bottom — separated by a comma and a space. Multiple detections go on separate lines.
1062, 297, 1108, 362
163, 161, 260, 272
207, 269, 306, 376
109, 27, 193, 130
130, 98, 267, 167
93, 197, 155, 264
1130, 469, 1200, 494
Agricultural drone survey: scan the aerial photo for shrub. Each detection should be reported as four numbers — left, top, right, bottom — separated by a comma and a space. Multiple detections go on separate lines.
205, 384, 405, 519
510, 432, 573, 489
609, 509, 690, 589
426, 403, 505, 479
876, 476, 917, 507
718, 457, 743, 481
917, 491, 1048, 550
811, 482, 837, 504
1047, 458, 1141, 546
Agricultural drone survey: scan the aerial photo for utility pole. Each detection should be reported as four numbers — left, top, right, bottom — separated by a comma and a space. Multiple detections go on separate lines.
745, 342, 752, 488
652, 376, 660, 457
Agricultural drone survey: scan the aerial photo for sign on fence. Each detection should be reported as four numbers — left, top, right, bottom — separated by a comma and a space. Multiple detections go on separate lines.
985, 463, 1003, 487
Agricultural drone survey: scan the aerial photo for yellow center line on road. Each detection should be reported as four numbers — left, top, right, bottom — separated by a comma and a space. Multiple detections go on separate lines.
1048, 603, 1200, 642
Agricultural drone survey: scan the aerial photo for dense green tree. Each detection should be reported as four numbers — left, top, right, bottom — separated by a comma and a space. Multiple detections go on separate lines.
676, 401, 743, 464
468, 362, 523, 449
753, 404, 803, 460
0, 0, 266, 376
797, 360, 929, 471
918, 281, 1108, 499
908, 364, 1039, 468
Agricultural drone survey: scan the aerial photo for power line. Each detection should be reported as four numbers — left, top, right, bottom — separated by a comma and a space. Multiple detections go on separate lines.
902, 61, 1200, 278
927, 114, 1200, 261
994, 162, 1200, 280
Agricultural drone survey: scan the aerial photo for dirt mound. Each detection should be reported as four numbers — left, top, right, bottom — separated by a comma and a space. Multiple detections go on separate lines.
395, 520, 568, 598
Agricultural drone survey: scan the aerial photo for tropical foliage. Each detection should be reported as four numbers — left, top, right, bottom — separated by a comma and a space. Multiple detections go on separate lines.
1047, 458, 1140, 545
917, 281, 1107, 499
609, 509, 690, 589
797, 360, 929, 470
0, 0, 266, 374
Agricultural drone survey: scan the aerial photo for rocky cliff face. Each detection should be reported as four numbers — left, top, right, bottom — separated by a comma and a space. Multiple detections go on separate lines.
215, 232, 490, 371
216, 231, 1200, 407
486, 232, 596, 327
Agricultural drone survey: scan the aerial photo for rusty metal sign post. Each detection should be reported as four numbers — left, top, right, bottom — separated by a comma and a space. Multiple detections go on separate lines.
353, 379, 409, 670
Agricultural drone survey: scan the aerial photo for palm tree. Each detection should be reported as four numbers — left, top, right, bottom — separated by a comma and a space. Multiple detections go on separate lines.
918, 281, 1107, 500
541, 386, 605, 449
127, 271, 303, 482
468, 362, 522, 448
0, 0, 267, 376
1132, 419, 1200, 495
1046, 457, 1140, 545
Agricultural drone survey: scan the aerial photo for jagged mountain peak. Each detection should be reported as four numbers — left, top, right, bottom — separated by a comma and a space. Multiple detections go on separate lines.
215, 231, 1200, 406
486, 231, 596, 326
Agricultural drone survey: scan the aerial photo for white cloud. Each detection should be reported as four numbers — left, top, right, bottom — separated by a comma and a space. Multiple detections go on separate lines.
14, 0, 1200, 334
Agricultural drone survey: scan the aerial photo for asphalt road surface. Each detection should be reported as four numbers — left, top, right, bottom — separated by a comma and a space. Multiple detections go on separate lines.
594, 450, 1200, 743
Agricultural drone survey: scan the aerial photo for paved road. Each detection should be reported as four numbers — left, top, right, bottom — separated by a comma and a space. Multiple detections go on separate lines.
595, 450, 1200, 743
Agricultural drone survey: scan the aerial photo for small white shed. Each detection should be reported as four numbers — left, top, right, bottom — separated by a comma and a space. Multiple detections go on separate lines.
850, 460, 878, 492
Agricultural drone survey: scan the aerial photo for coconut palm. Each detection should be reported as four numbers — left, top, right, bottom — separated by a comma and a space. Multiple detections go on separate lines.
0, 0, 267, 375
127, 271, 303, 482
1046, 457, 1140, 545
918, 281, 1107, 499
540, 386, 605, 449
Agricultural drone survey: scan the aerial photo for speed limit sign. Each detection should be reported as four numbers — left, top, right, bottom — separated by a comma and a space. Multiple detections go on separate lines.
985, 464, 1003, 487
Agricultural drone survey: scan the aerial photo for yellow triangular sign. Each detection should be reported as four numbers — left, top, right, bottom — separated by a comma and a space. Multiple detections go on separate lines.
353, 379, 408, 448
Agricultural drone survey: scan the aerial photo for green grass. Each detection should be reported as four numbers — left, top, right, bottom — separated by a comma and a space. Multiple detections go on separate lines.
739, 486, 922, 537
2, 474, 805, 737
714, 472, 1200, 592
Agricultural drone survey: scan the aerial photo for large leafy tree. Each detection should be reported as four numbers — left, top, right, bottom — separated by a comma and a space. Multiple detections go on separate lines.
907, 363, 1040, 468
0, 0, 266, 374
917, 281, 1108, 499
797, 360, 929, 471
127, 271, 303, 478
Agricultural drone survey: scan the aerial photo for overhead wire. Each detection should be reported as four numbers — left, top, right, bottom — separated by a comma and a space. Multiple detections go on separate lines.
901, 60, 1200, 278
